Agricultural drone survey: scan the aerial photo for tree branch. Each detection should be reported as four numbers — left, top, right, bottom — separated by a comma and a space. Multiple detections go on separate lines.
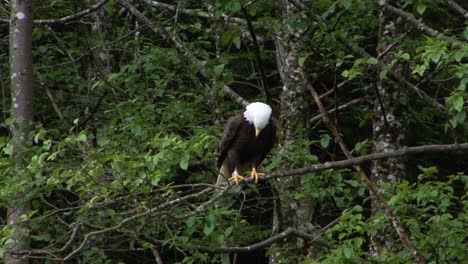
139, 0, 251, 26
59, 186, 215, 261
440, 0, 468, 19
143, 226, 327, 254
262, 142, 468, 180
304, 10, 453, 120
334, 33, 449, 115
44, 86, 63, 120
37, 25, 146, 69
1, 0, 110, 24
309, 98, 365, 123
118, 0, 249, 106
298, 69, 427, 264
242, 6, 269, 103
375, 0, 460, 44
13, 142, 468, 259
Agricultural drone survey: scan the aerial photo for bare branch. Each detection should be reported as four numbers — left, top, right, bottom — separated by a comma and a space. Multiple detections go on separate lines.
44, 87, 63, 120
309, 98, 365, 123
60, 186, 215, 261
375, 0, 461, 44
142, 215, 334, 254
143, 227, 321, 254
262, 142, 468, 180
440, 0, 468, 19
222, 85, 250, 106
150, 246, 164, 264
139, 0, 251, 26
242, 6, 269, 102
37, 25, 146, 70
1, 0, 110, 24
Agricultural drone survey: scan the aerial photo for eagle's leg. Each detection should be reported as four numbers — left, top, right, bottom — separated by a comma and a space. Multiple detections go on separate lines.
228, 169, 244, 185
250, 167, 265, 183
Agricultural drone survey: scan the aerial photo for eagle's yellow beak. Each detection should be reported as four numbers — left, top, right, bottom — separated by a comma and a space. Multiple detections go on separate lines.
255, 128, 262, 137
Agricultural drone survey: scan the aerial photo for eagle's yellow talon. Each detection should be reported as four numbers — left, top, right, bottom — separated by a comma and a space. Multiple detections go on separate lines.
228, 172, 244, 185
250, 168, 265, 183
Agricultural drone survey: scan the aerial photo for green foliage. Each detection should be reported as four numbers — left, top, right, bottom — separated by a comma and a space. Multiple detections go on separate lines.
309, 172, 467, 263
0, 0, 466, 262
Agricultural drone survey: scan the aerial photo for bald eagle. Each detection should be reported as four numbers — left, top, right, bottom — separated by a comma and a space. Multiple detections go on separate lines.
216, 102, 276, 187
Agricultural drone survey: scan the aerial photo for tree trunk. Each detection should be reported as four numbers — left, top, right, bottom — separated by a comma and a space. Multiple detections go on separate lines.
5, 1, 35, 263
93, 7, 114, 74
370, 7, 407, 255
269, 1, 315, 263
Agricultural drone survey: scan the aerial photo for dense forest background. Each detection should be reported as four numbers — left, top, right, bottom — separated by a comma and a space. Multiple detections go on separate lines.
0, 0, 467, 263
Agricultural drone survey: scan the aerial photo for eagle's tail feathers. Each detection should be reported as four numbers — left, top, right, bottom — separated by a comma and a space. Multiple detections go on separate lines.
216, 159, 231, 186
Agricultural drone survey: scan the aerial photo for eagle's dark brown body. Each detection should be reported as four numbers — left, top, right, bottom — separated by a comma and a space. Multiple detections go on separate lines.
216, 109, 276, 185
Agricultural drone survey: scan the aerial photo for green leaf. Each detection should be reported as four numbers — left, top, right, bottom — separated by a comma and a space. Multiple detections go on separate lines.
416, 3, 427, 14
412, 64, 427, 76
179, 154, 189, 170
458, 78, 467, 91
367, 57, 378, 65
379, 69, 388, 80
233, 36, 241, 49
341, 70, 349, 78
336, 59, 343, 67
186, 216, 196, 228
446, 94, 464, 112
418, 165, 439, 176
343, 247, 354, 258
76, 133, 87, 143
224, 226, 234, 237
401, 53, 410, 60
430, 52, 441, 63
221, 31, 232, 47
320, 134, 331, 148
214, 64, 225, 77
203, 215, 215, 236
299, 56, 306, 67
449, 111, 466, 128
453, 49, 465, 62
249, 7, 257, 17
231, 2, 241, 12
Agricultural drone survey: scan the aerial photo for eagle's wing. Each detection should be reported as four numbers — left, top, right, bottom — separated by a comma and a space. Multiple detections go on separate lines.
254, 119, 276, 167
217, 111, 243, 168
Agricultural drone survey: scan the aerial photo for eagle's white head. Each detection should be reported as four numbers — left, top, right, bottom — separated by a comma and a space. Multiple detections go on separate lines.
244, 102, 272, 136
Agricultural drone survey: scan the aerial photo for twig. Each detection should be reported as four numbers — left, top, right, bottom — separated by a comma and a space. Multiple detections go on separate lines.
242, 6, 269, 102
59, 186, 215, 261
150, 245, 164, 264
37, 25, 146, 69
143, 227, 318, 253
44, 87, 63, 120
144, 214, 339, 254
298, 69, 427, 264
222, 85, 250, 107
309, 98, 365, 123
